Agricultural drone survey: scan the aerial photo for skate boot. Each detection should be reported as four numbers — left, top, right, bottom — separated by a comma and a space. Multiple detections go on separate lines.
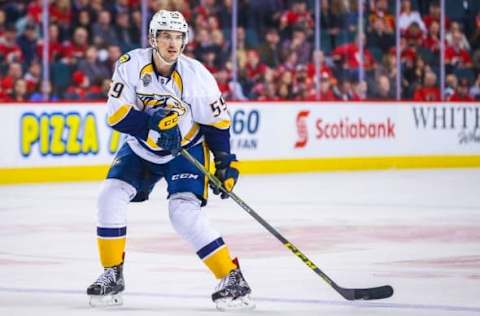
87, 263, 124, 307
212, 262, 255, 311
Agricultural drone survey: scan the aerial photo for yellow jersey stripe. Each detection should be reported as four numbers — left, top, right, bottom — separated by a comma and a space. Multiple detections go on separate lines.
203, 142, 210, 200
107, 104, 132, 126
172, 70, 183, 95
181, 123, 200, 145
211, 119, 231, 129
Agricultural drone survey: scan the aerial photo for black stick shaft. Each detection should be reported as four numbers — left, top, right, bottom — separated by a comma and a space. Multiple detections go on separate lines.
180, 149, 393, 301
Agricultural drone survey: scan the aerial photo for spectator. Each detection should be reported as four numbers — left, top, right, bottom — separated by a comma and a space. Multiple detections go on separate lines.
29, 81, 59, 102
446, 22, 470, 51
257, 28, 281, 68
279, 0, 313, 36
368, 0, 395, 34
111, 0, 131, 18
213, 69, 232, 99
444, 74, 458, 99
413, 71, 441, 101
16, 23, 38, 68
26, 1, 42, 24
24, 61, 41, 93
331, 0, 358, 34
193, 28, 213, 61
445, 28, 474, 71
210, 29, 229, 67
304, 50, 334, 80
399, 0, 426, 33
333, 77, 355, 100
51, 52, 75, 98
370, 74, 394, 100
62, 26, 90, 60
73, 10, 93, 43
448, 78, 474, 101
257, 81, 279, 101
103, 45, 122, 78
319, 71, 337, 101
114, 12, 136, 52
77, 46, 110, 85
282, 51, 299, 72
92, 10, 119, 47
129, 10, 142, 45
331, 34, 375, 71
36, 23, 63, 62
1, 62, 23, 97
423, 20, 440, 53
49, 0, 72, 38
4, 78, 29, 102
469, 73, 480, 100
0, 28, 23, 64
242, 49, 268, 95
367, 13, 395, 56
352, 79, 368, 100
423, 1, 450, 30
64, 70, 100, 100
470, 15, 480, 51
280, 27, 311, 65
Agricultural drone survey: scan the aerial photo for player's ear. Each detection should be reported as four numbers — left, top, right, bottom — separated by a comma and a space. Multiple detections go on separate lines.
149, 34, 157, 48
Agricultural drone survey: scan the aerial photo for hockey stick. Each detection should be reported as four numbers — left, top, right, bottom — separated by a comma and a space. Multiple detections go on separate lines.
180, 149, 393, 301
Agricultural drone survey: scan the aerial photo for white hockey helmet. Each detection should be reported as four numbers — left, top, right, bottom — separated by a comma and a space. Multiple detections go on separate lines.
149, 10, 189, 49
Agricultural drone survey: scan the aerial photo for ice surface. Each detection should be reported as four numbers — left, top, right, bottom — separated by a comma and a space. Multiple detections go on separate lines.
0, 168, 479, 315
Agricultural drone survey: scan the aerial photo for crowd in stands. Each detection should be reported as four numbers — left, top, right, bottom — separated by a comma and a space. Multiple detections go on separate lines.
0, 0, 480, 102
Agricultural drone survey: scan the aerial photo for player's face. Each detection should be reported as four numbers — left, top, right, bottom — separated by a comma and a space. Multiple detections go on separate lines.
156, 30, 184, 63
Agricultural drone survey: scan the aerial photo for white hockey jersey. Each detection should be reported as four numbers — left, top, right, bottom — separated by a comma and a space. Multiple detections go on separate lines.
106, 48, 231, 164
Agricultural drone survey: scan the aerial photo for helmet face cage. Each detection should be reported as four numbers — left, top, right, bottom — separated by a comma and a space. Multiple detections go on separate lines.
149, 10, 189, 51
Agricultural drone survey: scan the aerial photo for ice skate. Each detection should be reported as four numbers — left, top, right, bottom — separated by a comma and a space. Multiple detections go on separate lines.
212, 266, 255, 311
87, 264, 124, 307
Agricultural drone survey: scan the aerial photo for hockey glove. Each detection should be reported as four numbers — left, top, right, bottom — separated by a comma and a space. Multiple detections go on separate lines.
148, 110, 182, 153
212, 151, 239, 199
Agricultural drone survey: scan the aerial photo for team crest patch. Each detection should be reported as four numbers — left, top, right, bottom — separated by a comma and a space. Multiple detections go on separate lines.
119, 54, 130, 63
142, 74, 152, 87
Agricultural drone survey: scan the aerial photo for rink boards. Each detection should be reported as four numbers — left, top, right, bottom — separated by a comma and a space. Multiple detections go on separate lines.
0, 101, 479, 184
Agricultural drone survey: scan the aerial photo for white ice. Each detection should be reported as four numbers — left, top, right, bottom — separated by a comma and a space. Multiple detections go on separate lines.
0, 168, 479, 315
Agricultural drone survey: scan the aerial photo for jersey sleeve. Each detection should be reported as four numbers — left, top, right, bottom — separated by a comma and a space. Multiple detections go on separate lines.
188, 62, 231, 129
106, 56, 150, 140
187, 62, 232, 154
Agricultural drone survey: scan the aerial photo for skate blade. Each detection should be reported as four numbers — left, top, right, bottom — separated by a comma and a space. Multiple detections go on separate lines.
215, 294, 256, 312
88, 293, 123, 307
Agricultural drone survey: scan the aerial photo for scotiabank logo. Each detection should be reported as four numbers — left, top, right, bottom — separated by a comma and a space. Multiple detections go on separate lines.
294, 110, 310, 148
316, 117, 396, 139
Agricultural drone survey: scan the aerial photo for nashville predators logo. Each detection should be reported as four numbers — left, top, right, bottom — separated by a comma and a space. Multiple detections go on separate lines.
137, 93, 187, 116
118, 54, 130, 63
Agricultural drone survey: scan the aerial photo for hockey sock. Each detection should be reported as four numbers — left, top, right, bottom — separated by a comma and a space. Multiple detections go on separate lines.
197, 237, 237, 279
97, 227, 126, 267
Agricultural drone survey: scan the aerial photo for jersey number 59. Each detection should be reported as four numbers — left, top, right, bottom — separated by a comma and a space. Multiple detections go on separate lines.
210, 97, 227, 117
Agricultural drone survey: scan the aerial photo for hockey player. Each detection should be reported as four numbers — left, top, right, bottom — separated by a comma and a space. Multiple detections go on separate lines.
86, 10, 254, 311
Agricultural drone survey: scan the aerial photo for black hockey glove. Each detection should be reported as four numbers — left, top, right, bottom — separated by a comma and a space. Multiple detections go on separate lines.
148, 110, 182, 153
211, 151, 239, 199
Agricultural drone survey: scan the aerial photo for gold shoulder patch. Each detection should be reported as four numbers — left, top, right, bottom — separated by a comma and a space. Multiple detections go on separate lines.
119, 54, 130, 64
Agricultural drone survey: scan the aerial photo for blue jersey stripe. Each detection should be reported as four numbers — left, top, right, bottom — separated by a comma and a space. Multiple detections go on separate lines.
196, 237, 225, 259
97, 227, 127, 237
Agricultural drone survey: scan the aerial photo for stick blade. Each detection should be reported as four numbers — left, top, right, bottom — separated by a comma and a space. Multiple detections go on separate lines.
353, 285, 394, 300
335, 284, 394, 300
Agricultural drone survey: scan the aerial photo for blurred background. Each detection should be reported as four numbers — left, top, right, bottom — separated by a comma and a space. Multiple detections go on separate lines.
0, 0, 479, 103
